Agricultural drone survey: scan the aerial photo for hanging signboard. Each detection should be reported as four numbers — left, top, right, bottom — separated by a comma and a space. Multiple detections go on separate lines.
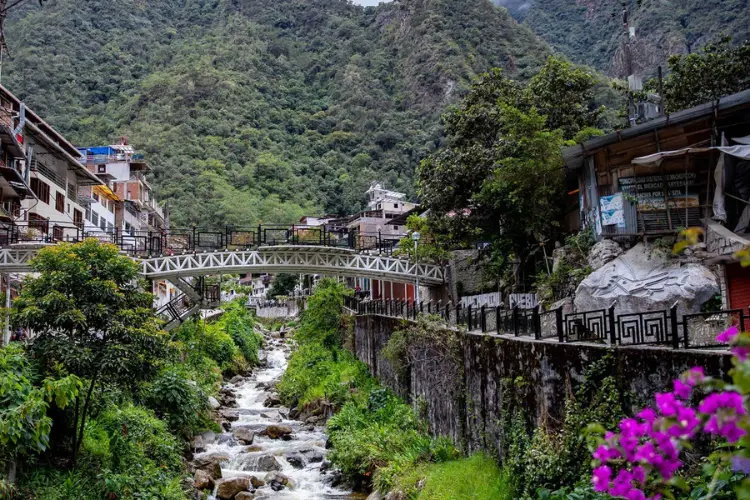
619, 173, 700, 212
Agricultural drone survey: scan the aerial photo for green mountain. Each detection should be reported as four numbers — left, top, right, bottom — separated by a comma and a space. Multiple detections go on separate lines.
3, 0, 551, 226
500, 0, 750, 76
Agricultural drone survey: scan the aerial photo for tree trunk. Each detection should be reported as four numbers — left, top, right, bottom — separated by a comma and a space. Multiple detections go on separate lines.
72, 373, 99, 467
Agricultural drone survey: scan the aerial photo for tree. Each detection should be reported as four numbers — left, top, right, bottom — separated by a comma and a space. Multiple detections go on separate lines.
417, 57, 599, 288
266, 273, 299, 298
659, 37, 750, 113
394, 214, 456, 271
11, 239, 169, 465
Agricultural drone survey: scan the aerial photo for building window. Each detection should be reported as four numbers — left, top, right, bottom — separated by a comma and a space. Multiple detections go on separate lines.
97, 165, 106, 174
99, 217, 106, 231
93, 192, 99, 202
91, 212, 99, 227
394, 203, 399, 208
55, 192, 65, 213
30, 178, 50, 205
52, 226, 63, 241
74, 209, 83, 228
393, 226, 399, 231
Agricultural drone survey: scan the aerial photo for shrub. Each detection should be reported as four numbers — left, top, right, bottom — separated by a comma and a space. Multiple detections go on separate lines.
144, 365, 209, 438
327, 389, 459, 491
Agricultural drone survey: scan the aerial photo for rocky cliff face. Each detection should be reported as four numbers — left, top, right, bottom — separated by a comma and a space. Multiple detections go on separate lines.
502, 0, 750, 76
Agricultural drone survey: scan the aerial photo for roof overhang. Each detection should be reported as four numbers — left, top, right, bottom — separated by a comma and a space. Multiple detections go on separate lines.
562, 89, 750, 170
0, 166, 31, 199
25, 122, 102, 186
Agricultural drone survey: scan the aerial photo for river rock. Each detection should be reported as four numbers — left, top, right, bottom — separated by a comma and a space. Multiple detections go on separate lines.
299, 448, 324, 463
246, 445, 263, 452
220, 409, 240, 422
256, 455, 282, 472
284, 453, 305, 469
192, 452, 228, 478
216, 477, 251, 499
230, 375, 245, 384
234, 428, 255, 445
221, 421, 232, 432
208, 396, 221, 410
264, 472, 294, 491
250, 476, 265, 488
193, 470, 215, 491
217, 434, 238, 446
263, 394, 281, 408
575, 243, 718, 316
235, 493, 255, 500
587, 239, 623, 271
191, 436, 206, 453
366, 492, 384, 500
199, 430, 217, 444
264, 424, 292, 439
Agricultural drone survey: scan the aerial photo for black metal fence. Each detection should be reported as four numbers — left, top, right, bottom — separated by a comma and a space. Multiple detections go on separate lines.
0, 221, 404, 257
353, 298, 740, 350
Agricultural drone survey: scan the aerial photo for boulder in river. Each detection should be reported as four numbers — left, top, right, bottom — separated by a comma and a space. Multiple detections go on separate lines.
250, 476, 265, 488
220, 409, 240, 421
221, 421, 232, 432
208, 396, 221, 410
256, 454, 282, 471
264, 471, 294, 491
216, 477, 251, 499
299, 448, 324, 463
234, 428, 255, 445
192, 452, 228, 479
193, 470, 215, 491
263, 394, 281, 408
230, 375, 245, 384
284, 452, 305, 469
235, 493, 255, 500
264, 424, 293, 439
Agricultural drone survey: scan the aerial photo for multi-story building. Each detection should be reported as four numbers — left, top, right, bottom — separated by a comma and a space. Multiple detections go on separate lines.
77, 140, 168, 238
0, 84, 102, 242
347, 182, 417, 238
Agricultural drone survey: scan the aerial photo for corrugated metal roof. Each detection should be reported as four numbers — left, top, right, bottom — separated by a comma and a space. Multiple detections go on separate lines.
562, 89, 750, 170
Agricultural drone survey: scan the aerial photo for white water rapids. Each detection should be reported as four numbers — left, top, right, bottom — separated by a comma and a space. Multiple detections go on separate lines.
197, 333, 363, 499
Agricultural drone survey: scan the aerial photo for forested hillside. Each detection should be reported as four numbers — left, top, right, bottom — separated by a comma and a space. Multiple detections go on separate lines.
500, 0, 750, 76
3, 0, 551, 226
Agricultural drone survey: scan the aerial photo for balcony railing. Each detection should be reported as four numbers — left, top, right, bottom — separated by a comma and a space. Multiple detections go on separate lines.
32, 161, 67, 190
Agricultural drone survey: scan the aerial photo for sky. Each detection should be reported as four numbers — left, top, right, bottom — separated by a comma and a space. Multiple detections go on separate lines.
352, 0, 392, 5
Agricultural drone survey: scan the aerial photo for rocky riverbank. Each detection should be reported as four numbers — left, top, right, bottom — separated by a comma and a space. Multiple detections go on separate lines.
187, 325, 358, 499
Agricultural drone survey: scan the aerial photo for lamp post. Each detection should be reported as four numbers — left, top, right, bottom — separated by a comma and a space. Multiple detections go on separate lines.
412, 232, 421, 306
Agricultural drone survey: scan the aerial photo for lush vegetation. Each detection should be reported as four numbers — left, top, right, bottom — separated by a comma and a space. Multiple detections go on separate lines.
505, 0, 750, 79
0, 240, 262, 499
266, 273, 298, 299
3, 0, 553, 226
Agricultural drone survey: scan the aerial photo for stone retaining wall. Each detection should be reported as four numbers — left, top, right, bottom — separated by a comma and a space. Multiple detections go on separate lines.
353, 314, 733, 457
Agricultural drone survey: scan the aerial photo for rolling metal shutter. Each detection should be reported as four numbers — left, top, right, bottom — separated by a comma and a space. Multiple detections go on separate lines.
728, 263, 750, 310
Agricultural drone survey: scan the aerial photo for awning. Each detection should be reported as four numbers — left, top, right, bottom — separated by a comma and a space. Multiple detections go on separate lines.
632, 144, 750, 166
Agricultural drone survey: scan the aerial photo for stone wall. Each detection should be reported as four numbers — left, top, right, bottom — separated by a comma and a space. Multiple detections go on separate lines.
353, 314, 733, 457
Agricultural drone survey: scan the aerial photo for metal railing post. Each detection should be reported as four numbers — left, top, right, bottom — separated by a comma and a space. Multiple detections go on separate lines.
533, 305, 541, 340
192, 226, 197, 252
556, 307, 564, 343
496, 305, 501, 334
608, 304, 617, 345
467, 305, 473, 330
670, 303, 679, 349
513, 306, 519, 336
481, 305, 486, 333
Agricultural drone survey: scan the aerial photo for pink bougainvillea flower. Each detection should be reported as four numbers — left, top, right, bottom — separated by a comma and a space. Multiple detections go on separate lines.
682, 367, 705, 386
673, 379, 692, 400
717, 325, 739, 343
655, 392, 681, 417
592, 465, 612, 492
732, 346, 750, 362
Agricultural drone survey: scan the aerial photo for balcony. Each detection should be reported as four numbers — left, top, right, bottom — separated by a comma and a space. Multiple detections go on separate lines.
31, 161, 67, 189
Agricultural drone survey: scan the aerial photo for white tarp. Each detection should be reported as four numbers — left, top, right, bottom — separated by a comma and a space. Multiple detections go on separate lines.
734, 135, 750, 145
632, 144, 750, 166
712, 133, 728, 222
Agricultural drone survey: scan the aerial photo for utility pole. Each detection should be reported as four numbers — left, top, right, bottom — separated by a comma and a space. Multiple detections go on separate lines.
3, 274, 11, 346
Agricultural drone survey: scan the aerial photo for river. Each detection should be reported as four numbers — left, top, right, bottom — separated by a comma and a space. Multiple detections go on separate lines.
194, 329, 362, 499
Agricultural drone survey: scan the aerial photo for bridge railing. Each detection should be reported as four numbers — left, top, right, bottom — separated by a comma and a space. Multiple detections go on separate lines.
0, 221, 406, 257
354, 298, 737, 351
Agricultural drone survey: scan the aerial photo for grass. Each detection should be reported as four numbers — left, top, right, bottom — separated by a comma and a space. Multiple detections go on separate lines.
390, 454, 515, 500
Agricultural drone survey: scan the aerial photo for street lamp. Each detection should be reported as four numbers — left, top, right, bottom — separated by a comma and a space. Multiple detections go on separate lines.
412, 232, 421, 306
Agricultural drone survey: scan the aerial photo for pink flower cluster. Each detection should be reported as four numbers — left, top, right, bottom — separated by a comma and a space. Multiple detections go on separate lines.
591, 327, 749, 499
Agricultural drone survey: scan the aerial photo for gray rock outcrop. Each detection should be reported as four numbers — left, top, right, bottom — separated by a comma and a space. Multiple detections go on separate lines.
587, 239, 623, 271
575, 243, 718, 315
